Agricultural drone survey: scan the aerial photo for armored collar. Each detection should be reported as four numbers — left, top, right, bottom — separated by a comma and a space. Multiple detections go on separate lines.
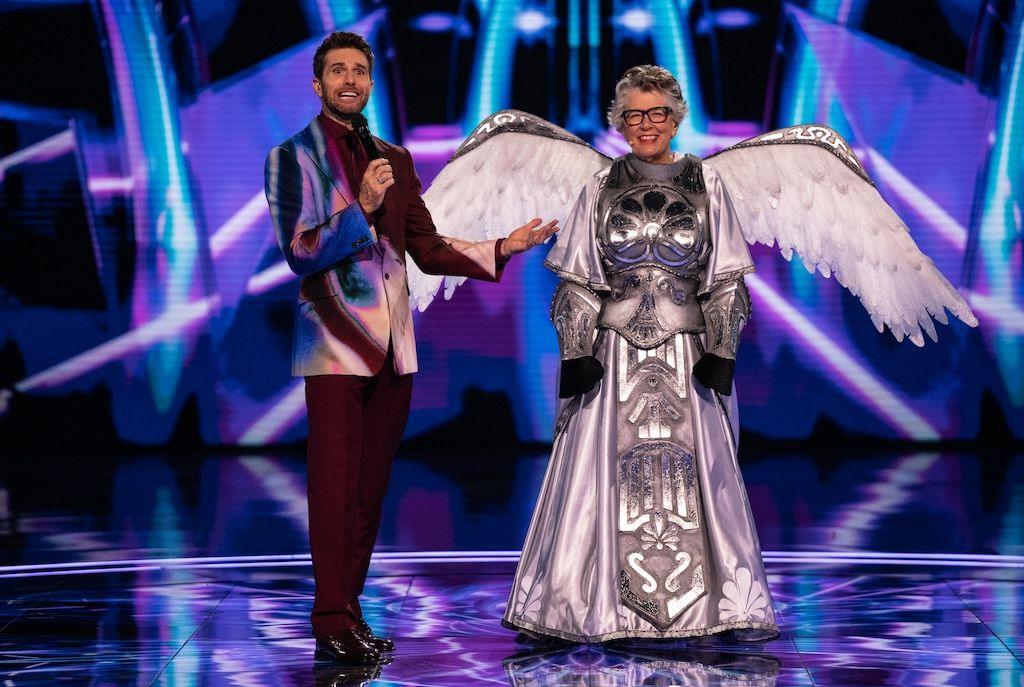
607, 154, 706, 194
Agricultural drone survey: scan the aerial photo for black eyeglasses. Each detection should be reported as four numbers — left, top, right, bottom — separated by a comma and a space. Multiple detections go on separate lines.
621, 106, 672, 126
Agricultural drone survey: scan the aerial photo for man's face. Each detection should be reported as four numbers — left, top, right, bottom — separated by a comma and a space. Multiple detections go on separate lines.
313, 47, 373, 121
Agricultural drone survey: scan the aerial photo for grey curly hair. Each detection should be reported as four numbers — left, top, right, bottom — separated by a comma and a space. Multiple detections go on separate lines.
606, 65, 688, 133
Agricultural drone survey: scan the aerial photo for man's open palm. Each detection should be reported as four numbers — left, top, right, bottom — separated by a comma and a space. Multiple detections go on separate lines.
502, 218, 560, 257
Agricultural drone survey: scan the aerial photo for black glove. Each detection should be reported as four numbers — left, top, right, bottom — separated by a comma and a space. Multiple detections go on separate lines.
693, 353, 734, 395
559, 356, 604, 398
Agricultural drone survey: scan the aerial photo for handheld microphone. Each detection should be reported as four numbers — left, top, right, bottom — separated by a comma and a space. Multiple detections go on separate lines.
350, 113, 380, 160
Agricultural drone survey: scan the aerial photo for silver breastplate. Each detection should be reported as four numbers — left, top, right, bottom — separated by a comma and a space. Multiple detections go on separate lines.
596, 156, 711, 279
593, 156, 710, 348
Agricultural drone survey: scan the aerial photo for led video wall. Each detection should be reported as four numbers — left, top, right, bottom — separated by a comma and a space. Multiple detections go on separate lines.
0, 1, 1021, 447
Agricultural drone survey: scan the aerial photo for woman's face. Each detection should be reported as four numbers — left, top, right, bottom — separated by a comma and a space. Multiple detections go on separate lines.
621, 89, 678, 164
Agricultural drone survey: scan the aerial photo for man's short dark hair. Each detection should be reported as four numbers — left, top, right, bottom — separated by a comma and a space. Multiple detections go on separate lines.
313, 31, 374, 80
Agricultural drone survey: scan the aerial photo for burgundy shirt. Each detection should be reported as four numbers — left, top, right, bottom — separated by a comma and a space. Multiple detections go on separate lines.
316, 112, 507, 264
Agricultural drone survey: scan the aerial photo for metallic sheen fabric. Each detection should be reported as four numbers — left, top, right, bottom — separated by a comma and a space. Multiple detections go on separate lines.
503, 331, 777, 641
452, 109, 599, 162
551, 281, 602, 360
506, 157, 776, 642
704, 123, 873, 186
701, 279, 752, 361
601, 269, 705, 348
596, 158, 711, 280
615, 335, 707, 628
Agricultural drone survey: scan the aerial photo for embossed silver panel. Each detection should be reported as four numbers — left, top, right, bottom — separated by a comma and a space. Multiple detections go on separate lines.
453, 109, 600, 162
598, 184, 711, 278
550, 281, 602, 360
700, 279, 751, 360
615, 335, 707, 628
600, 268, 704, 348
705, 123, 872, 185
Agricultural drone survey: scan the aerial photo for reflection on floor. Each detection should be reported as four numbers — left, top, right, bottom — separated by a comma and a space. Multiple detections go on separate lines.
1, 562, 1022, 685
0, 448, 1021, 685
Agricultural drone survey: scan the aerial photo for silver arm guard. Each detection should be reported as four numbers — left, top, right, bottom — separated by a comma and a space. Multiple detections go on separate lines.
550, 280, 602, 361
550, 281, 605, 398
701, 278, 751, 361
693, 278, 750, 395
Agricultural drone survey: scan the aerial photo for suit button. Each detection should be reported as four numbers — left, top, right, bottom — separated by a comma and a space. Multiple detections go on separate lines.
384, 273, 390, 280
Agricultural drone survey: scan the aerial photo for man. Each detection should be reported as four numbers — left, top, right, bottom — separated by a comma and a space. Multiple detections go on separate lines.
264, 31, 556, 666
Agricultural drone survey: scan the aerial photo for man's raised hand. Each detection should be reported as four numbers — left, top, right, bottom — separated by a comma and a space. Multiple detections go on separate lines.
501, 218, 560, 257
358, 158, 395, 215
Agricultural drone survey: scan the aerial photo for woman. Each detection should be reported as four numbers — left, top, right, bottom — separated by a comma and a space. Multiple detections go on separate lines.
502, 65, 778, 642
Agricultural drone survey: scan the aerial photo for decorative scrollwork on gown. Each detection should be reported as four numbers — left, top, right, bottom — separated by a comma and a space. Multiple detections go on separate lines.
616, 335, 707, 629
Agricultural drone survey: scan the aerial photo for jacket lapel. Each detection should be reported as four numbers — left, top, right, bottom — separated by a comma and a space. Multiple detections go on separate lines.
296, 118, 357, 206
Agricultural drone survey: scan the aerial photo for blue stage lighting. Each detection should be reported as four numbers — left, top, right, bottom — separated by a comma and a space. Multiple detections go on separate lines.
612, 7, 654, 36
515, 8, 555, 36
464, 0, 520, 130
975, 3, 1024, 404
648, 0, 706, 135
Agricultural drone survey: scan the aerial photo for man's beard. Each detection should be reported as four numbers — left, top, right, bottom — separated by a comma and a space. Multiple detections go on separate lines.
322, 92, 367, 121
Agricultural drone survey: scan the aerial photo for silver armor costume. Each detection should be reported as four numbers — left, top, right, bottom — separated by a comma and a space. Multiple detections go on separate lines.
551, 282, 601, 362
503, 154, 776, 642
703, 279, 751, 362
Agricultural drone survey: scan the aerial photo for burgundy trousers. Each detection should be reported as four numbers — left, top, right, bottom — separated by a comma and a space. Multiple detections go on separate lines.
304, 354, 413, 637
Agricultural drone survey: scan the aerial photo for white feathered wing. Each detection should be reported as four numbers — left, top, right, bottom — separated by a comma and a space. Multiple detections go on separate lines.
411, 110, 611, 311
703, 125, 978, 345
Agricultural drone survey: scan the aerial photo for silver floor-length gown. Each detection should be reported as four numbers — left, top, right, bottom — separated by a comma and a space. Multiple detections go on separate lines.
503, 154, 778, 642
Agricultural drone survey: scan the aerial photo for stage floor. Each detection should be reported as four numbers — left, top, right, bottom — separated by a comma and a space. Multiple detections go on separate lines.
1, 448, 1022, 685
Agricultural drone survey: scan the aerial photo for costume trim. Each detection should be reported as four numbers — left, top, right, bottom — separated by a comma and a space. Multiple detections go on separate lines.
604, 262, 709, 280
543, 260, 612, 293
600, 323, 706, 348
698, 266, 755, 297
705, 124, 873, 187
501, 616, 780, 644
453, 110, 607, 162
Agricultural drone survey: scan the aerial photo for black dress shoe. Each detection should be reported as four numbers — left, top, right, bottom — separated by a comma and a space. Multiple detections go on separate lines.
314, 629, 382, 666
357, 618, 395, 653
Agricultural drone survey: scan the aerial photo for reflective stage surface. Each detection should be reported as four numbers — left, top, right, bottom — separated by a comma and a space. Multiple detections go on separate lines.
1, 448, 1022, 685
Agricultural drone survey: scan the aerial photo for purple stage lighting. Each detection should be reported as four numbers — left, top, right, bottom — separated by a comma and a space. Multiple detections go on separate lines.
410, 12, 473, 36
695, 8, 760, 34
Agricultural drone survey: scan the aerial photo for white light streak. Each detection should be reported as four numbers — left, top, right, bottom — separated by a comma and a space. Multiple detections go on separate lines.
1, 549, 1021, 580
969, 292, 1024, 334
15, 258, 296, 393
0, 130, 75, 181
87, 176, 136, 194
866, 148, 968, 251
238, 381, 307, 445
209, 191, 269, 258
746, 274, 940, 440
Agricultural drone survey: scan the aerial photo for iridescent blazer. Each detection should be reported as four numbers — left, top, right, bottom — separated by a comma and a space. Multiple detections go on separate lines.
265, 118, 504, 377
